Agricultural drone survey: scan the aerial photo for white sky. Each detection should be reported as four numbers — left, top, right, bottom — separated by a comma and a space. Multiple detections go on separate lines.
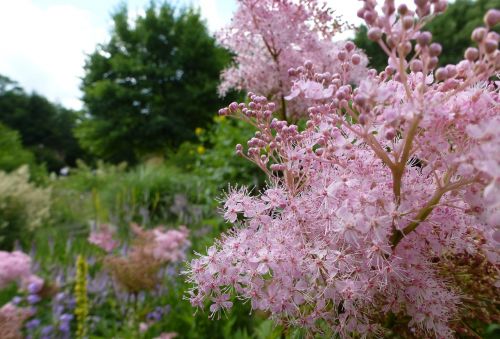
0, 0, 412, 110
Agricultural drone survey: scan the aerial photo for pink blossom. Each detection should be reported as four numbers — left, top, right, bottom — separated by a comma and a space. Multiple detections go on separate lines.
188, 1, 500, 337
88, 224, 118, 252
0, 251, 32, 289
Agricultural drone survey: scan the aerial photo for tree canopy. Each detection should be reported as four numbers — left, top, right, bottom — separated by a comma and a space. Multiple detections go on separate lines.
77, 2, 234, 163
354, 0, 500, 71
0, 75, 83, 172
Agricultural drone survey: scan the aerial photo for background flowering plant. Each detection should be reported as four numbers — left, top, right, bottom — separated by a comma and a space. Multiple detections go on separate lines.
187, 1, 500, 337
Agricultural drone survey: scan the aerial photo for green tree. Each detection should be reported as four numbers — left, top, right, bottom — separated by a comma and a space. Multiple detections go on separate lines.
354, 0, 500, 71
77, 2, 234, 163
0, 75, 84, 172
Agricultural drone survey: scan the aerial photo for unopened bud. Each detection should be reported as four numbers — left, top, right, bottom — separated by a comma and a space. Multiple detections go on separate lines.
359, 114, 368, 125
428, 56, 439, 69
429, 43, 442, 56
345, 41, 355, 52
337, 51, 347, 61
434, 0, 447, 13
398, 4, 409, 15
229, 102, 238, 113
414, 0, 428, 8
484, 9, 500, 27
402, 16, 414, 30
410, 59, 423, 72
304, 60, 313, 69
435, 67, 448, 81
445, 64, 457, 78
385, 128, 396, 140
464, 47, 479, 61
367, 27, 382, 41
472, 27, 487, 42
484, 39, 498, 54
351, 54, 361, 65
417, 31, 432, 46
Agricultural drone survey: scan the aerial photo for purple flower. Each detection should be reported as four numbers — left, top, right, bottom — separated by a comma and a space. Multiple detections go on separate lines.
27, 294, 41, 304
28, 281, 43, 294
59, 313, 74, 323
11, 296, 23, 305
25, 318, 41, 330
41, 325, 53, 336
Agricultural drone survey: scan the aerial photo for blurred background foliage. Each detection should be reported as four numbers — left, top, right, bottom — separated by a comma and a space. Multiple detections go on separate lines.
0, 0, 498, 338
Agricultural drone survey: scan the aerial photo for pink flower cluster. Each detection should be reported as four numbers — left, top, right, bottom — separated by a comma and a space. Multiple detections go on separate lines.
148, 226, 190, 263
217, 0, 368, 120
88, 223, 119, 252
187, 1, 500, 337
0, 250, 41, 291
89, 222, 190, 264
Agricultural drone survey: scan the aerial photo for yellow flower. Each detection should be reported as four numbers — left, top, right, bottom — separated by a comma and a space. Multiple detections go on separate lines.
195, 127, 204, 136
197, 145, 206, 155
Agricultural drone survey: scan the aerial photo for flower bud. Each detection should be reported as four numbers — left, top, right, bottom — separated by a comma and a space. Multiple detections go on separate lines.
354, 95, 367, 107
287, 68, 296, 76
364, 11, 376, 25
434, 0, 447, 13
484, 39, 498, 54
410, 59, 423, 72
429, 43, 442, 56
414, 0, 428, 8
484, 9, 500, 27
472, 27, 487, 42
428, 56, 439, 69
229, 102, 238, 113
368, 27, 382, 41
358, 114, 368, 125
464, 47, 479, 61
337, 51, 347, 61
417, 31, 432, 46
385, 128, 396, 140
445, 64, 457, 78
402, 16, 414, 30
345, 41, 355, 52
398, 4, 409, 15
400, 41, 413, 55
351, 54, 361, 65
304, 60, 313, 69
435, 67, 448, 81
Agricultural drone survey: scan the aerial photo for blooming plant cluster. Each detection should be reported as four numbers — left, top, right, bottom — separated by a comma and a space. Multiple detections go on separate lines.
217, 0, 368, 120
89, 223, 190, 293
0, 250, 43, 291
187, 1, 500, 337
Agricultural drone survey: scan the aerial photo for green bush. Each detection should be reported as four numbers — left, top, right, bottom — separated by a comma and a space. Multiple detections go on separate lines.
0, 166, 51, 249
0, 123, 46, 182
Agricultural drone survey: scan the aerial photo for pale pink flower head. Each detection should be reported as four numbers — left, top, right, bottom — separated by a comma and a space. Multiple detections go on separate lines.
0, 251, 32, 289
150, 225, 190, 263
88, 223, 118, 252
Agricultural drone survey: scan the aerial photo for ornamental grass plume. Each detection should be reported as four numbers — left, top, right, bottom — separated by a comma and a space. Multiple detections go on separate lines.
186, 1, 500, 337
104, 224, 189, 293
217, 0, 368, 121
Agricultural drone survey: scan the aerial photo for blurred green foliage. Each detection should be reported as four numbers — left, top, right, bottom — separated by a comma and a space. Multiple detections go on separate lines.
77, 2, 237, 164
354, 0, 500, 71
0, 75, 85, 172
0, 122, 47, 181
